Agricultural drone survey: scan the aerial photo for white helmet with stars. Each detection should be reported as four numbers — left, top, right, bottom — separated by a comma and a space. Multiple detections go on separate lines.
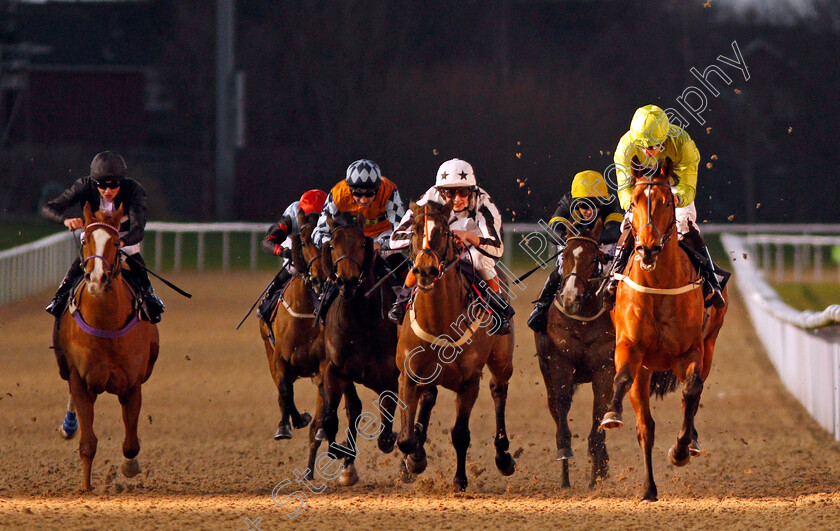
435, 158, 476, 188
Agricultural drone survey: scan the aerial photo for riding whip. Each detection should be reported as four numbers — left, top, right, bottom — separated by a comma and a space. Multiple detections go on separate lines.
236, 265, 288, 330
120, 251, 192, 297
513, 248, 563, 285
363, 254, 411, 298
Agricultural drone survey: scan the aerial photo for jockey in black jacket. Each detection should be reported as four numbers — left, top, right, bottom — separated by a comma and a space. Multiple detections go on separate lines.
41, 151, 165, 323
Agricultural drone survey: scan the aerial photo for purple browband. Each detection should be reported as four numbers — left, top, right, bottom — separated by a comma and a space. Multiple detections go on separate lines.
72, 311, 140, 339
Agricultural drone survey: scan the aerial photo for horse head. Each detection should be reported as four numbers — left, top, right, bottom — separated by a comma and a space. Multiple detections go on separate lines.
293, 210, 327, 294
81, 202, 124, 296
409, 200, 454, 291
630, 156, 677, 272
559, 218, 603, 315
323, 211, 372, 298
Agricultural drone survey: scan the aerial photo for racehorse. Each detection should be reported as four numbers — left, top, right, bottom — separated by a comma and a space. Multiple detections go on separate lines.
53, 203, 159, 491
318, 212, 400, 486
258, 211, 325, 441
600, 157, 728, 501
535, 218, 614, 488
396, 201, 516, 492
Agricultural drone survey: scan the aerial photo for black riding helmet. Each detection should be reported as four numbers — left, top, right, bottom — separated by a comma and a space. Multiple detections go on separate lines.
89, 151, 128, 188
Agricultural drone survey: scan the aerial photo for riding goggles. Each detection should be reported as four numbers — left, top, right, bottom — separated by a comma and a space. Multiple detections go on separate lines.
438, 187, 473, 199
351, 189, 376, 198
95, 178, 122, 189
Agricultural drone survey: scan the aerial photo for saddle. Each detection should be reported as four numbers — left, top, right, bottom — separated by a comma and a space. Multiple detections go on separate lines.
678, 241, 731, 291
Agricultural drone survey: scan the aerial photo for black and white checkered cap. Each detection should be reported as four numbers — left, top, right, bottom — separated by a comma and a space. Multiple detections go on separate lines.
345, 159, 382, 189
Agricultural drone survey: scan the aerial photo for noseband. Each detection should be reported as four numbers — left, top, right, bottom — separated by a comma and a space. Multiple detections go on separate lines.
328, 225, 370, 283
413, 210, 459, 283
561, 235, 603, 287
632, 179, 676, 249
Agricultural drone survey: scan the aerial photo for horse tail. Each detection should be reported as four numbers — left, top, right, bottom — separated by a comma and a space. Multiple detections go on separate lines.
649, 370, 678, 399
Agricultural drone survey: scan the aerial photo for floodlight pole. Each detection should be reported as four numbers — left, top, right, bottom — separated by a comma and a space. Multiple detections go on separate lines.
215, 0, 235, 220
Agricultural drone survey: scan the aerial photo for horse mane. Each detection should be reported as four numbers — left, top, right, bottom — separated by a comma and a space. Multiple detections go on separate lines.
629, 156, 680, 187
330, 211, 364, 230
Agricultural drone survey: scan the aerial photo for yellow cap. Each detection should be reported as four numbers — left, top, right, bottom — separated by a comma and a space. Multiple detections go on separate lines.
629, 104, 671, 147
571, 170, 609, 199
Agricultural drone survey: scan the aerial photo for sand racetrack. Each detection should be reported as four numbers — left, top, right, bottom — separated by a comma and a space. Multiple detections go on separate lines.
2, 270, 840, 530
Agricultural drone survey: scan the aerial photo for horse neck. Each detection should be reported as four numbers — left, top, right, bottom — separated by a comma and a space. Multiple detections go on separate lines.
413, 266, 467, 331
629, 236, 694, 286
79, 276, 134, 328
287, 275, 315, 313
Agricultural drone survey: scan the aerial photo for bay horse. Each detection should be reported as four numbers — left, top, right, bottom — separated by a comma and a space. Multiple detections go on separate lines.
318, 212, 400, 486
258, 211, 325, 441
600, 157, 728, 501
396, 201, 516, 492
53, 203, 159, 491
535, 218, 614, 489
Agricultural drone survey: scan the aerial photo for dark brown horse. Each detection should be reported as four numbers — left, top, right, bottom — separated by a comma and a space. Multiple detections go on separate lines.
318, 212, 400, 486
259, 211, 325, 441
54, 203, 159, 491
601, 158, 728, 501
535, 218, 615, 489
396, 201, 516, 492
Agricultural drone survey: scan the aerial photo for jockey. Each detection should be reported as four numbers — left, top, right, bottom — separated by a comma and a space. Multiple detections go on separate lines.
41, 151, 165, 323
605, 104, 725, 309
526, 170, 623, 333
256, 189, 328, 323
387, 158, 515, 335
312, 159, 406, 321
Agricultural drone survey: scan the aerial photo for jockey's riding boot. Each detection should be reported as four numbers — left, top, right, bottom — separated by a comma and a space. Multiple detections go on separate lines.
257, 268, 293, 322
314, 281, 337, 325
698, 245, 726, 309
387, 269, 416, 325
125, 254, 165, 324
387, 285, 412, 325
527, 268, 561, 333
485, 277, 514, 336
46, 259, 84, 317
602, 228, 633, 310
681, 225, 726, 310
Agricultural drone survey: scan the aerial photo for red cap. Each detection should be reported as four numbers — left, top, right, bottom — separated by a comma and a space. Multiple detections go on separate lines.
299, 189, 327, 215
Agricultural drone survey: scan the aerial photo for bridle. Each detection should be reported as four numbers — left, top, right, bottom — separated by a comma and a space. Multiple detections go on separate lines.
80, 222, 123, 283
298, 222, 323, 287
327, 223, 371, 285
631, 179, 676, 250
413, 207, 460, 283
560, 235, 605, 290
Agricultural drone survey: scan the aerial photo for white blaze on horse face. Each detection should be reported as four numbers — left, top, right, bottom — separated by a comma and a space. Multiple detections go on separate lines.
561, 245, 585, 300
423, 217, 438, 249
89, 228, 111, 285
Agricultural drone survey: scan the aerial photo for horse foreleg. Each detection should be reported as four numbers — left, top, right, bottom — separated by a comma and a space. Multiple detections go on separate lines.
69, 371, 97, 491
628, 370, 656, 502
602, 343, 637, 429
670, 360, 704, 467
406, 385, 437, 475
319, 363, 343, 450
337, 383, 362, 487
452, 377, 480, 492
539, 354, 573, 486
396, 372, 422, 482
118, 384, 142, 479
374, 381, 399, 454
305, 382, 325, 481
589, 365, 613, 488
489, 376, 516, 478
60, 395, 78, 440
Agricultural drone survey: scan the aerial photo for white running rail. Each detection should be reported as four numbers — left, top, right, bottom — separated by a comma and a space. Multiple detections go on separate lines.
0, 231, 77, 306
721, 233, 840, 441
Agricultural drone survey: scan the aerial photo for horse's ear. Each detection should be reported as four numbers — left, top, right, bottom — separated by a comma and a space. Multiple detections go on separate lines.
113, 204, 125, 226
327, 215, 336, 230
661, 157, 674, 178
83, 203, 94, 225
441, 201, 453, 219
630, 156, 642, 179
356, 212, 366, 227
409, 201, 422, 216
290, 234, 306, 272
297, 209, 306, 228
592, 217, 604, 239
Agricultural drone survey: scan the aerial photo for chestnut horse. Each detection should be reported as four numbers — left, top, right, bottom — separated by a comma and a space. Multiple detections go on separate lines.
53, 203, 159, 491
258, 211, 325, 441
535, 218, 614, 488
396, 201, 516, 492
600, 158, 728, 501
318, 212, 400, 486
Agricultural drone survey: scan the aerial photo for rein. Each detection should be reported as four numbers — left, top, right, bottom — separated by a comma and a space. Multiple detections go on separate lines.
81, 222, 123, 280
327, 224, 372, 285
414, 209, 458, 282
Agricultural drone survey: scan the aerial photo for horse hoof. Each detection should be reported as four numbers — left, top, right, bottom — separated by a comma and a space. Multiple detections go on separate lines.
314, 428, 327, 441
406, 453, 427, 475
293, 412, 313, 429
399, 460, 416, 483
668, 445, 690, 467
121, 458, 141, 478
378, 432, 397, 454
689, 439, 701, 456
496, 453, 516, 476
60, 413, 78, 440
600, 412, 623, 430
338, 464, 359, 487
555, 447, 574, 461
274, 424, 293, 440
453, 476, 468, 493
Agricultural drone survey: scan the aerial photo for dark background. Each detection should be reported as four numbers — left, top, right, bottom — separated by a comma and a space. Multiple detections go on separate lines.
1, 0, 838, 224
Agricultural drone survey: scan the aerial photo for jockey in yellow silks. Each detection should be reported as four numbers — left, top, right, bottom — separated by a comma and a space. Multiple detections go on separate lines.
605, 104, 725, 309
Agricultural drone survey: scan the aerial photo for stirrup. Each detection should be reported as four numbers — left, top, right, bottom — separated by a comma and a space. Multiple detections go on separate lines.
387, 303, 406, 325
527, 301, 550, 333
